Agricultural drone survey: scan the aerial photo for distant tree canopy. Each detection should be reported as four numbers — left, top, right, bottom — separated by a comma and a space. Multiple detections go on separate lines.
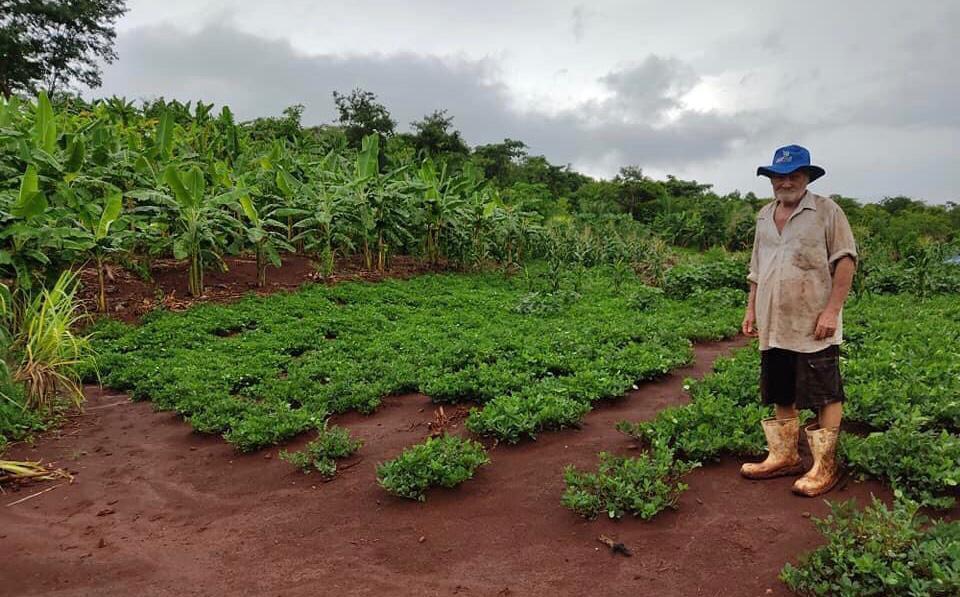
472, 139, 528, 186
332, 88, 396, 149
409, 109, 469, 159
0, 0, 128, 97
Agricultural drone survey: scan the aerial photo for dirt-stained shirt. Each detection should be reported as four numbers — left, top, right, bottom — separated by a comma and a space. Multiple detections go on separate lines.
748, 191, 858, 353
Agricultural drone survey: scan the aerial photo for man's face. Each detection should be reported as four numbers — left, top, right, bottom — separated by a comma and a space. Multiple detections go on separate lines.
770, 171, 809, 204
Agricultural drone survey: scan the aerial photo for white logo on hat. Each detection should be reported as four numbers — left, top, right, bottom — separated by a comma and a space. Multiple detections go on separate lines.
775, 150, 793, 163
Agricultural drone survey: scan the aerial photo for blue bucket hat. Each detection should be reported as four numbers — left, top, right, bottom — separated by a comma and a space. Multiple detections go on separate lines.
756, 144, 826, 182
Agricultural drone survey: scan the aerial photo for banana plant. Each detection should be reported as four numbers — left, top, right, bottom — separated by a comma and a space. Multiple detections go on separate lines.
70, 187, 126, 312
163, 164, 242, 296
259, 140, 309, 251
346, 134, 416, 272
237, 193, 293, 287
278, 154, 354, 277
488, 199, 542, 269
417, 159, 467, 266
457, 185, 497, 267
0, 165, 53, 292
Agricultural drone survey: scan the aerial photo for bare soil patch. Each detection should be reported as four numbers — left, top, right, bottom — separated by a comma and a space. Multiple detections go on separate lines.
1, 338, 896, 597
76, 254, 448, 323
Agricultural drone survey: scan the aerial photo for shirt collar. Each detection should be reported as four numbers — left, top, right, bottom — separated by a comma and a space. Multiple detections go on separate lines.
775, 190, 817, 213
797, 191, 817, 212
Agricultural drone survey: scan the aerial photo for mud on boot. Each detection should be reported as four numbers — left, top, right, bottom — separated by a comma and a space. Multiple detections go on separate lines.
740, 417, 806, 480
792, 424, 841, 497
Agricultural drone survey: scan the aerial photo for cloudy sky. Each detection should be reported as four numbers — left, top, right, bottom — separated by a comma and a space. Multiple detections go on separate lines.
92, 0, 958, 203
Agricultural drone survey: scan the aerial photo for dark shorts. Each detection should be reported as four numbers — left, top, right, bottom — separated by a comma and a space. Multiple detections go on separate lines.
760, 345, 845, 409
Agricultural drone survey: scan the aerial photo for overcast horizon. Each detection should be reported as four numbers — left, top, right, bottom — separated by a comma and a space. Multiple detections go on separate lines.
87, 0, 958, 204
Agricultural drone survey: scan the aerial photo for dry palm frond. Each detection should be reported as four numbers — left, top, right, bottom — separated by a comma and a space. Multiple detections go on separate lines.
0, 459, 72, 483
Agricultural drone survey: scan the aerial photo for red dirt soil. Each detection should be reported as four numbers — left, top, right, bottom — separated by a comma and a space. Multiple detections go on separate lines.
76, 254, 448, 322
1, 338, 903, 597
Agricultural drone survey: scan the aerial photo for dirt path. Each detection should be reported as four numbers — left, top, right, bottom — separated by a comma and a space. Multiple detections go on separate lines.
1, 338, 890, 597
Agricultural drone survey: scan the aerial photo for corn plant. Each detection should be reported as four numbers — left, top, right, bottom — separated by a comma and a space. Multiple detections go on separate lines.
0, 282, 12, 393
904, 243, 947, 299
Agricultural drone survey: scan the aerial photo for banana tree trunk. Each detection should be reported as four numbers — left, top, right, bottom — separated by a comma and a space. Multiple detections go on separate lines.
377, 232, 386, 273
96, 254, 107, 313
189, 252, 203, 296
256, 244, 266, 288
321, 231, 334, 277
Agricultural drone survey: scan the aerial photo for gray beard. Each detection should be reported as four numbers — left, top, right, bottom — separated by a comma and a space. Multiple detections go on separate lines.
775, 189, 806, 205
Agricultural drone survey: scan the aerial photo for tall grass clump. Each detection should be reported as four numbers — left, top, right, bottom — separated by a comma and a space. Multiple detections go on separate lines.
10, 271, 95, 411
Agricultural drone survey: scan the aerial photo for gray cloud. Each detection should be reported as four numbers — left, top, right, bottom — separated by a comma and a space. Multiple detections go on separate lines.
96, 23, 751, 173
598, 55, 699, 121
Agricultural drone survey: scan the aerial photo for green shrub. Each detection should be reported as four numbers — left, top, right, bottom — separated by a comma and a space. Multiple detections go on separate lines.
280, 424, 362, 477
618, 347, 779, 462
562, 445, 697, 520
466, 393, 591, 443
376, 435, 489, 501
628, 285, 665, 310
222, 405, 316, 453
513, 289, 581, 316
662, 258, 748, 299
781, 497, 960, 596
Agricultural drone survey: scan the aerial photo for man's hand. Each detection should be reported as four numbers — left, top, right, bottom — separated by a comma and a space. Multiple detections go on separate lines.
742, 307, 758, 337
814, 309, 839, 340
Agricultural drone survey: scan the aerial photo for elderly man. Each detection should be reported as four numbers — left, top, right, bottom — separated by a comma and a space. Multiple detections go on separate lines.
740, 145, 857, 497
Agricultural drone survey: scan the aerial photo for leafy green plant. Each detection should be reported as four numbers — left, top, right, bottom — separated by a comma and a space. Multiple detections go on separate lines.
0, 381, 46, 454
662, 257, 748, 298
466, 392, 592, 443
376, 434, 489, 501
620, 394, 773, 462
11, 270, 95, 411
237, 193, 293, 287
781, 497, 960, 596
562, 445, 697, 520
513, 288, 581, 316
91, 268, 742, 449
279, 423, 362, 477
163, 164, 242, 296
71, 187, 126, 312
628, 285, 665, 311
841, 420, 960, 509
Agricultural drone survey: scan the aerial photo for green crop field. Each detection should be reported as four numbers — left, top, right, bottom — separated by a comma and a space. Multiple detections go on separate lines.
88, 267, 742, 451
1, 88, 958, 595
